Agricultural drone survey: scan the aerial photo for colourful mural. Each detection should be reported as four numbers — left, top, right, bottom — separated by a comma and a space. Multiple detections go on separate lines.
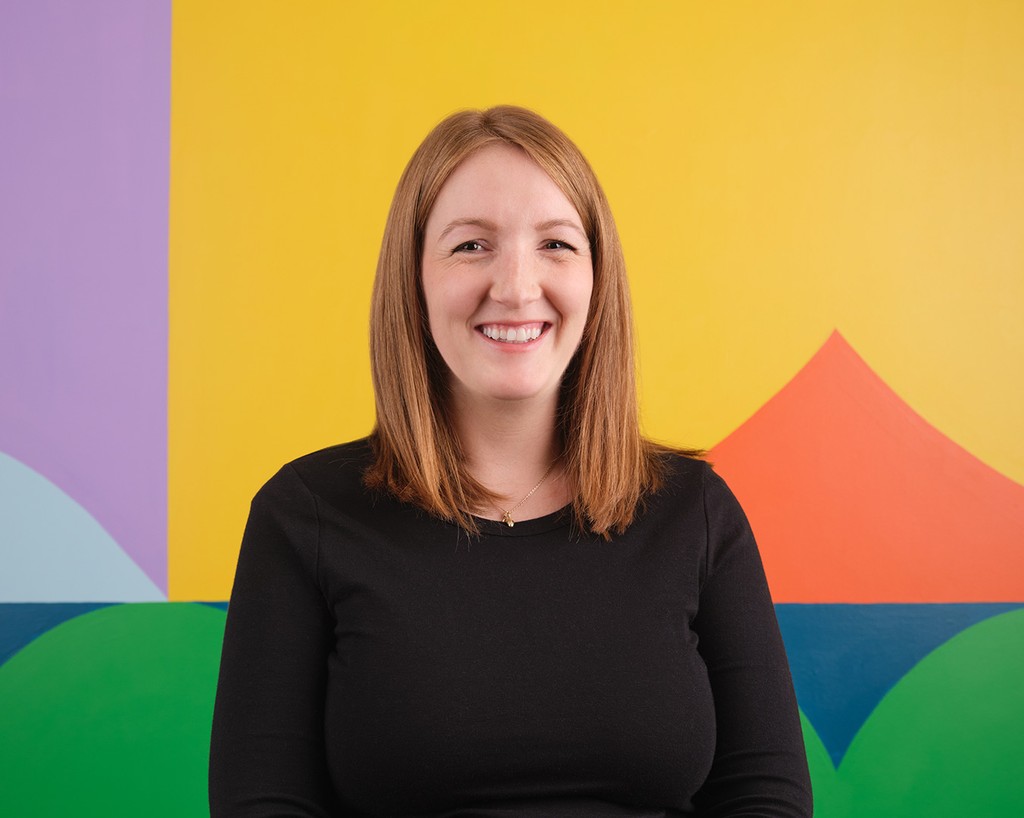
0, 1, 169, 596
712, 332, 1024, 603
2, 2, 1022, 816
711, 332, 1024, 814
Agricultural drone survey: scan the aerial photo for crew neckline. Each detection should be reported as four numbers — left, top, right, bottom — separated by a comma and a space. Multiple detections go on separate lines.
467, 504, 573, 537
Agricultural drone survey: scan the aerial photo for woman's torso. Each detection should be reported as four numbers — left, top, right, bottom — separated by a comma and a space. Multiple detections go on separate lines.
292, 440, 715, 815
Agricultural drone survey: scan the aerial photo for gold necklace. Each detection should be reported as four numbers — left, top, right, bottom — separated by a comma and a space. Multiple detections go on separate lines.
499, 459, 558, 528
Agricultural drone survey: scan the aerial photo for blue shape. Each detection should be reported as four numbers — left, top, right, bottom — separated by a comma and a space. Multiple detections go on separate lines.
0, 603, 113, 665
0, 451, 164, 601
776, 602, 1024, 767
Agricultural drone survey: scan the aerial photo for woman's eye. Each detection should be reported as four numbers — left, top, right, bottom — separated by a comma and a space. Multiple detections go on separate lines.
544, 240, 575, 251
453, 241, 483, 253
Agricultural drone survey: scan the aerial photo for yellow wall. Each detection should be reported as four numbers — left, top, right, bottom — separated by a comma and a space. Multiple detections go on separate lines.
169, 1, 1024, 600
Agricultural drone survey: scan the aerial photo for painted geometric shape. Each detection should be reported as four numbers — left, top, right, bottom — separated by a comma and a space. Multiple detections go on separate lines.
802, 607, 1024, 817
712, 331, 1024, 602
0, 603, 226, 818
0, 452, 164, 602
777, 602, 1023, 766
0, 603, 111, 665
0, 1, 170, 592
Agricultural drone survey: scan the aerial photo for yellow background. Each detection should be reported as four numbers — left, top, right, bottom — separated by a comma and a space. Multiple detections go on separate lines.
169, 1, 1024, 600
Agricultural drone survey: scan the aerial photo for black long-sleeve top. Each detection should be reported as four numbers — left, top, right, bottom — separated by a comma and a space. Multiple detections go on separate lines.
210, 439, 812, 816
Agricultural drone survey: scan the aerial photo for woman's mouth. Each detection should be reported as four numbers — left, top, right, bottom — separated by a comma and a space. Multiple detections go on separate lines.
478, 323, 546, 344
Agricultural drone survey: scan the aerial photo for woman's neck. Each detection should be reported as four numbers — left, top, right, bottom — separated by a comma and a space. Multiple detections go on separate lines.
450, 392, 567, 522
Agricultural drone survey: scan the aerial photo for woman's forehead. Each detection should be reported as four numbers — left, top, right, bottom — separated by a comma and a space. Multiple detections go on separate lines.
425, 144, 585, 235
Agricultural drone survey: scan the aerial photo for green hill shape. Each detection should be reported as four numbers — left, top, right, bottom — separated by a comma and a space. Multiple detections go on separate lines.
803, 607, 1024, 817
0, 603, 225, 817
1, 604, 1021, 816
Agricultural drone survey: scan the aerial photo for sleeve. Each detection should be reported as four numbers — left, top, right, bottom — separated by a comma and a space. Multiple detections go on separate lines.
691, 465, 813, 817
209, 465, 347, 817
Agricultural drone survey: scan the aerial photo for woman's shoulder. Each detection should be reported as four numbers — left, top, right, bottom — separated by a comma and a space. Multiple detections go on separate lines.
648, 447, 745, 515
287, 437, 374, 476
255, 437, 374, 506
651, 443, 747, 482
653, 444, 710, 487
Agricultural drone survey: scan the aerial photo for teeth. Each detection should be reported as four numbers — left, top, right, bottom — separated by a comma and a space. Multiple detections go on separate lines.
481, 325, 543, 344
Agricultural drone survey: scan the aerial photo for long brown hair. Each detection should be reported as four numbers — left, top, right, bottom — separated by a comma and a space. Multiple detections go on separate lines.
365, 105, 686, 537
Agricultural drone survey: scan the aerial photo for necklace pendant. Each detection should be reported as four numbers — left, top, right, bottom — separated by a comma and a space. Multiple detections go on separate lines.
496, 458, 557, 530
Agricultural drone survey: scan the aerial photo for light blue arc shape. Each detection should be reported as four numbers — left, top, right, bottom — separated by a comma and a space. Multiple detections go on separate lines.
0, 452, 164, 602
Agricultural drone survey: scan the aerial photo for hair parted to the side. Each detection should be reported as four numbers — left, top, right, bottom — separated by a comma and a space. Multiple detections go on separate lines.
364, 105, 697, 537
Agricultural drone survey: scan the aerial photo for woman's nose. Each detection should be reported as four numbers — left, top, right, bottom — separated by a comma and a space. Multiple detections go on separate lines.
489, 248, 541, 307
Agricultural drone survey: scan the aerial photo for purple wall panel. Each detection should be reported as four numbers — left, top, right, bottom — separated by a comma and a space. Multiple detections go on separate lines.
0, 2, 170, 590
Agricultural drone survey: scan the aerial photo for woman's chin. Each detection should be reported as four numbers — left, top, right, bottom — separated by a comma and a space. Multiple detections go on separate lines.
455, 378, 562, 408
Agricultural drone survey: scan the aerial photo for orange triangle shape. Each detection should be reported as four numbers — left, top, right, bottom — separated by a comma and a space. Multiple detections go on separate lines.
711, 331, 1024, 602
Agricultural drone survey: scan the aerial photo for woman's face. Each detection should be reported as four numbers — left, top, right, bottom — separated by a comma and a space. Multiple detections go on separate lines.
421, 143, 594, 410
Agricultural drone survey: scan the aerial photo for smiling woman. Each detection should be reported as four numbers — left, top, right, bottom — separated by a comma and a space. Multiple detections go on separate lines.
364, 106, 661, 538
209, 106, 813, 817
421, 143, 594, 427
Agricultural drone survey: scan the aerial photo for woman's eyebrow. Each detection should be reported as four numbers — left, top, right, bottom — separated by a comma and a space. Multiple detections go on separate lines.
437, 217, 586, 242
535, 218, 587, 237
437, 218, 498, 242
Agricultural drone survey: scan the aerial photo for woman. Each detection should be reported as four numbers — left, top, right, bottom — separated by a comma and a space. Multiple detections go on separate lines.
210, 106, 813, 817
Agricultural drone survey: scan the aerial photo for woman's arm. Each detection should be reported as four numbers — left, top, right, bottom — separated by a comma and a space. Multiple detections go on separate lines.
209, 465, 345, 818
692, 466, 813, 817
